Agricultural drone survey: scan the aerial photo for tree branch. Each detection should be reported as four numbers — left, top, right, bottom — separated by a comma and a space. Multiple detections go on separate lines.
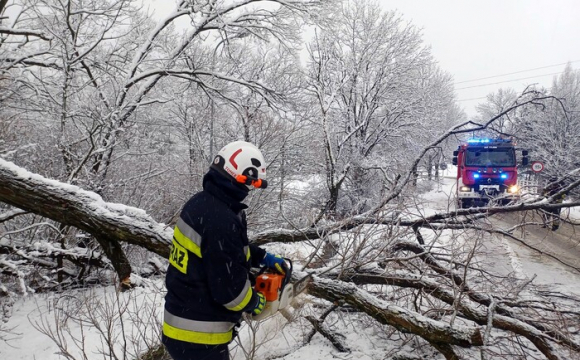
307, 275, 484, 348
0, 159, 172, 260
0, 26, 53, 41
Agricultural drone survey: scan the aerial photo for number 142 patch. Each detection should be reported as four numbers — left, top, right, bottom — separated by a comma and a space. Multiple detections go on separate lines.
170, 239, 188, 274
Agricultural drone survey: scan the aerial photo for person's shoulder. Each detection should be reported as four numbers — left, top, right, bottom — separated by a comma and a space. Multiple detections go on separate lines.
188, 191, 239, 218
181, 191, 218, 216
185, 189, 216, 204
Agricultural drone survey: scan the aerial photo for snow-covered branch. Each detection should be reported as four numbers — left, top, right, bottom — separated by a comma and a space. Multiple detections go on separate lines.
329, 269, 580, 358
0, 158, 172, 258
0, 208, 27, 223
0, 26, 53, 41
252, 198, 580, 245
307, 275, 484, 348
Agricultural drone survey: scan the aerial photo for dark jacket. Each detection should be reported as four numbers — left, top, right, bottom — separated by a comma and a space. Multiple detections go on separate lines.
543, 181, 567, 203
163, 169, 266, 345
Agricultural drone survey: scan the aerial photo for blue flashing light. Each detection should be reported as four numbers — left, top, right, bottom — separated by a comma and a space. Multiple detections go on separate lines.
473, 173, 480, 179
467, 138, 491, 144
466, 138, 513, 144
500, 173, 508, 180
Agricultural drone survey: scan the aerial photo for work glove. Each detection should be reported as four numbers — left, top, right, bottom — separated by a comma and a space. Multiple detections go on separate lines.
262, 253, 288, 275
247, 291, 266, 316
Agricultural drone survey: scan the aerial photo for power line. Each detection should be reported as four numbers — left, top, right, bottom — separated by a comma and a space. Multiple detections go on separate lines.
454, 60, 580, 85
455, 71, 563, 91
457, 96, 488, 102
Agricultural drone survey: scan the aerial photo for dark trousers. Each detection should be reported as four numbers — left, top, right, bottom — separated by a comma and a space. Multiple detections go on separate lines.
162, 335, 229, 360
542, 208, 561, 230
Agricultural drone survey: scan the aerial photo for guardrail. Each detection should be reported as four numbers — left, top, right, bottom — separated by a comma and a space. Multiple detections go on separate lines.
518, 172, 541, 195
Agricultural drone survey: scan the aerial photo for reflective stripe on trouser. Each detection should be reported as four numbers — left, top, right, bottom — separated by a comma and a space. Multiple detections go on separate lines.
163, 310, 235, 345
174, 218, 203, 258
224, 279, 252, 311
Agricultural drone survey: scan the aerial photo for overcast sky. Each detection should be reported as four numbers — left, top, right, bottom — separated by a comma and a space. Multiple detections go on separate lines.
383, 0, 580, 117
147, 0, 580, 118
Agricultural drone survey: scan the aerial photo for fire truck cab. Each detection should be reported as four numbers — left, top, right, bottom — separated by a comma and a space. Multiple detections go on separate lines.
452, 138, 528, 208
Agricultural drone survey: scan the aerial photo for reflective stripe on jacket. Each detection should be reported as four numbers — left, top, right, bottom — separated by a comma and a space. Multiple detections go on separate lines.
163, 310, 235, 345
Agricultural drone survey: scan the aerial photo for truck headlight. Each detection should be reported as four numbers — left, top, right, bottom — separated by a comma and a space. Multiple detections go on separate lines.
460, 186, 471, 192
508, 185, 519, 193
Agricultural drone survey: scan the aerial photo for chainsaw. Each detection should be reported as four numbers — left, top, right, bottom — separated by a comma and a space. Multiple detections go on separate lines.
251, 258, 312, 320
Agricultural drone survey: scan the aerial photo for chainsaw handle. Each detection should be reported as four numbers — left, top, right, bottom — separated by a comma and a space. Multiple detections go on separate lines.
282, 257, 293, 288
255, 265, 268, 277
255, 257, 292, 284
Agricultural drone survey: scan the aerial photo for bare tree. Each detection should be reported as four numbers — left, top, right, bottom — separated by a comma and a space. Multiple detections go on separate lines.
514, 64, 580, 180
305, 0, 458, 219
474, 88, 520, 135
0, 0, 335, 285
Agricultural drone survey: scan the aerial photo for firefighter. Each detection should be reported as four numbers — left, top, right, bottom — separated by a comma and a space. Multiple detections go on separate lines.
162, 141, 288, 360
541, 176, 567, 231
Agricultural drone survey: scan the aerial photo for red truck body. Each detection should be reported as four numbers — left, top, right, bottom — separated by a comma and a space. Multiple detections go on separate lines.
453, 138, 526, 208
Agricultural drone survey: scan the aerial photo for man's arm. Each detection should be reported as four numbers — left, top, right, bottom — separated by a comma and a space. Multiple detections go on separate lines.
201, 221, 260, 312
249, 244, 266, 268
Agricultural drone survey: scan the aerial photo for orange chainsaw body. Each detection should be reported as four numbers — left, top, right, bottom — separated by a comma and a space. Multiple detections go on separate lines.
255, 273, 285, 301
251, 258, 311, 321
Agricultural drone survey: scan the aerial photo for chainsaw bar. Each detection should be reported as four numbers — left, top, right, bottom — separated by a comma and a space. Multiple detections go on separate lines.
292, 273, 312, 297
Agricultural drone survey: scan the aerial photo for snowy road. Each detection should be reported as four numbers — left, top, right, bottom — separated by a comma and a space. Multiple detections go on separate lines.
494, 211, 580, 270
490, 211, 580, 294
421, 176, 580, 295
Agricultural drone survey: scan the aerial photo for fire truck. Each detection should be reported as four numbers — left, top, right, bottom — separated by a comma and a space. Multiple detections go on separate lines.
452, 138, 529, 208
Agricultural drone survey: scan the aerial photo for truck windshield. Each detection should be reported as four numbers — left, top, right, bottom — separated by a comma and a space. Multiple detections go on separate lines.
465, 148, 515, 167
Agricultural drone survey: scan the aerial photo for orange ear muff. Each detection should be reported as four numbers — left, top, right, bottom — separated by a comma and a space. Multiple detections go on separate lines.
236, 174, 250, 185
235, 175, 268, 189
252, 179, 268, 189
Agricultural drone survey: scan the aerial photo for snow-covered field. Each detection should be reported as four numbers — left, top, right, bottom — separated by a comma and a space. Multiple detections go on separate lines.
2, 279, 166, 360
3, 174, 580, 360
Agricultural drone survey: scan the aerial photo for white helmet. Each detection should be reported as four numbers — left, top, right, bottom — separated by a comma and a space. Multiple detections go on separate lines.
211, 141, 267, 189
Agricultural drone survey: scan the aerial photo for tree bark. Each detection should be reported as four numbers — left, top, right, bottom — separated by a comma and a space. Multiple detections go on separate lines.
337, 270, 577, 359
0, 159, 172, 271
305, 315, 350, 352
307, 275, 484, 349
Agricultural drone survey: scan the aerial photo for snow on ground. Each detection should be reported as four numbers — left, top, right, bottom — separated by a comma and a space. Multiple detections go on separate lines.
404, 168, 458, 219
1, 281, 410, 360
2, 281, 165, 360
231, 306, 417, 360
569, 203, 580, 221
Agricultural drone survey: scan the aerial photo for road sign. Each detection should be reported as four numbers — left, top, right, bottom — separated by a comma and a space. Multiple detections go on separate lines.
531, 161, 544, 173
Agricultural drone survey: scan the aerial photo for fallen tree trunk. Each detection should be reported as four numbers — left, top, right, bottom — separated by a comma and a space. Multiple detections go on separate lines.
0, 158, 173, 259
307, 275, 484, 349
334, 271, 576, 360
